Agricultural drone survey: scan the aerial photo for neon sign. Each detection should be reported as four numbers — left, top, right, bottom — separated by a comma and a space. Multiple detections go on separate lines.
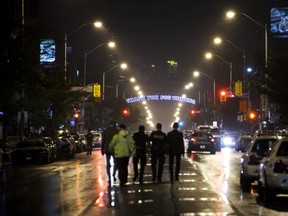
125, 95, 195, 104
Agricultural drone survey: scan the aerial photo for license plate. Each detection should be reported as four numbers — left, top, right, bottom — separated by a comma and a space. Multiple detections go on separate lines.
200, 145, 206, 149
26, 156, 32, 160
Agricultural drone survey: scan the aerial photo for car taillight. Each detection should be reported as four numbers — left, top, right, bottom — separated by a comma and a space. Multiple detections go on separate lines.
247, 153, 261, 165
189, 137, 196, 142
273, 160, 288, 173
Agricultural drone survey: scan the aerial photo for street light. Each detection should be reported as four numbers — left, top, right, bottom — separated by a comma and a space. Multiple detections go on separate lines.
102, 63, 128, 100
205, 52, 233, 92
226, 11, 267, 68
83, 41, 115, 86
213, 36, 246, 84
226, 10, 269, 129
64, 21, 103, 82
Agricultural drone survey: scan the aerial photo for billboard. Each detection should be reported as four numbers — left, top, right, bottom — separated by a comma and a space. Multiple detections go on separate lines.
40, 39, 56, 63
270, 7, 288, 38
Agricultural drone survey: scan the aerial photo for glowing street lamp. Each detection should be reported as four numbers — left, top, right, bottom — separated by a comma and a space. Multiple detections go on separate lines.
226, 11, 267, 68
226, 10, 269, 128
64, 21, 103, 82
205, 52, 233, 91
83, 41, 115, 86
213, 36, 246, 84
102, 63, 128, 100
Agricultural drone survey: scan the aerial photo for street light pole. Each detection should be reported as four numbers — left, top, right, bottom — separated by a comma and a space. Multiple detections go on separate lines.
214, 37, 246, 86
102, 63, 128, 101
83, 41, 115, 87
193, 71, 216, 119
64, 21, 103, 83
226, 11, 269, 130
206, 52, 232, 92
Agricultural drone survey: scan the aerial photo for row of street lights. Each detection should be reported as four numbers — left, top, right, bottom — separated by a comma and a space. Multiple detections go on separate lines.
65, 21, 130, 131
64, 21, 103, 82
189, 9, 268, 127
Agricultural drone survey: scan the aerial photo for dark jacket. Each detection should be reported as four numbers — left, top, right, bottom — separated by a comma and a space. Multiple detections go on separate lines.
149, 130, 168, 154
133, 131, 149, 156
167, 129, 185, 155
101, 127, 119, 154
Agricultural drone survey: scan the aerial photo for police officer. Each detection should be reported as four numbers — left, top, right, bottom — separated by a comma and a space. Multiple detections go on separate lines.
132, 125, 149, 184
167, 122, 185, 182
101, 120, 119, 185
86, 129, 94, 155
149, 123, 168, 183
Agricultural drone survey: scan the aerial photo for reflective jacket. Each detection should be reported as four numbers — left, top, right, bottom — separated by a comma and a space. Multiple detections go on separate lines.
109, 132, 135, 158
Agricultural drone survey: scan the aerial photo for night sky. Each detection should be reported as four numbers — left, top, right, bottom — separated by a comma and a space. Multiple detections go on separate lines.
38, 0, 286, 131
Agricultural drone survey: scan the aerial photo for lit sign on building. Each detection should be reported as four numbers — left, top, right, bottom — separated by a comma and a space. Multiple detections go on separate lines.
40, 39, 56, 63
270, 7, 288, 38
126, 95, 195, 104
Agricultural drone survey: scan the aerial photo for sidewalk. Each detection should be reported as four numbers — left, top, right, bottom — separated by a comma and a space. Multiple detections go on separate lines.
83, 154, 234, 216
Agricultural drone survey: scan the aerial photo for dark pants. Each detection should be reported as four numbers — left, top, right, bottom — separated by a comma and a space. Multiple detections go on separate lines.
87, 142, 93, 154
151, 152, 165, 181
105, 153, 118, 183
169, 153, 181, 180
115, 157, 130, 186
133, 153, 147, 181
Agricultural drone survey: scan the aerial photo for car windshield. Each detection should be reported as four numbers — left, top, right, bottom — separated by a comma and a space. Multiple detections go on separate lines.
276, 141, 288, 156
210, 128, 220, 134
251, 139, 277, 156
17, 140, 45, 148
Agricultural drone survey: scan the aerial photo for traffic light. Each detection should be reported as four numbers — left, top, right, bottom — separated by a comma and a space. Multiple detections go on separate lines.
73, 109, 81, 119
189, 108, 196, 116
121, 108, 130, 117
248, 111, 257, 120
220, 90, 227, 102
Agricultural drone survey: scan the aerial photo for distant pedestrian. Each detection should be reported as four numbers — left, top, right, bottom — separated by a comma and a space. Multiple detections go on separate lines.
101, 120, 119, 185
167, 122, 185, 182
149, 123, 168, 183
86, 129, 94, 155
109, 124, 135, 187
132, 125, 149, 184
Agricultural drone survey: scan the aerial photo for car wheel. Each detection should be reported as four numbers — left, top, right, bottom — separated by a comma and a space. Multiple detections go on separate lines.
240, 173, 250, 191
257, 180, 266, 201
210, 150, 216, 154
258, 178, 276, 201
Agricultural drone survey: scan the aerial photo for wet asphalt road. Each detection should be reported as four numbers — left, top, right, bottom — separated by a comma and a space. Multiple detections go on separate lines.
1, 147, 288, 215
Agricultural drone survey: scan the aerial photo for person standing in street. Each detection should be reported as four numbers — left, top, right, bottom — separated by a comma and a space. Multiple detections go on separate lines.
167, 122, 185, 182
149, 123, 168, 183
132, 125, 149, 184
109, 124, 135, 187
86, 129, 94, 155
101, 120, 119, 185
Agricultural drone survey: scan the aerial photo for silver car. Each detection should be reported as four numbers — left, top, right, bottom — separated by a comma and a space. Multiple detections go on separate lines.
258, 138, 288, 200
240, 135, 278, 191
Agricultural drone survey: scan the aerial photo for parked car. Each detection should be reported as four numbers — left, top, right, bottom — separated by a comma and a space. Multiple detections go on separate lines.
54, 136, 75, 159
5, 136, 21, 149
235, 134, 253, 152
11, 137, 57, 165
240, 135, 278, 191
70, 133, 83, 153
258, 137, 288, 200
79, 134, 87, 151
91, 131, 102, 148
187, 131, 216, 155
